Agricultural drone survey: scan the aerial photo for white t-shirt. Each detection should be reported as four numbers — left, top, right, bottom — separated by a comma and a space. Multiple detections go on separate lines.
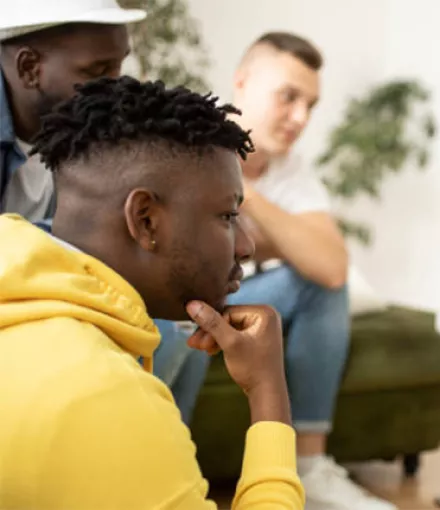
251, 152, 330, 214
3, 139, 54, 223
242, 152, 331, 277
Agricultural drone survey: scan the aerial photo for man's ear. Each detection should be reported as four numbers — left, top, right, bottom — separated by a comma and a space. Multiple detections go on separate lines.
233, 67, 247, 93
16, 46, 42, 89
124, 188, 162, 252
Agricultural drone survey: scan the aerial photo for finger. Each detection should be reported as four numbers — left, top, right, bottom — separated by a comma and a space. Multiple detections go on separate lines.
187, 327, 205, 345
200, 335, 219, 353
198, 333, 221, 355
186, 301, 233, 347
206, 344, 221, 356
187, 330, 219, 352
187, 333, 208, 350
222, 305, 263, 333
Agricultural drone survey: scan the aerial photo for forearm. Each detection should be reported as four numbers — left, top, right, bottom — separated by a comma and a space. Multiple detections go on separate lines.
244, 194, 348, 288
242, 213, 282, 263
248, 379, 291, 427
253, 236, 281, 263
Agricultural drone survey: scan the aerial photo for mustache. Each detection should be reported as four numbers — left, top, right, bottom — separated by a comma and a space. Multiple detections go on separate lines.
229, 265, 244, 282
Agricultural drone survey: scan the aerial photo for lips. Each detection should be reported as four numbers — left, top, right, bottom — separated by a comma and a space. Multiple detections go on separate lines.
227, 267, 244, 294
226, 280, 241, 294
282, 131, 298, 142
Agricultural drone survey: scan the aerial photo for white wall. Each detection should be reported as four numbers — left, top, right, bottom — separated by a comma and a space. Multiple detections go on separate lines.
346, 0, 440, 311
187, 0, 297, 101
187, 0, 440, 311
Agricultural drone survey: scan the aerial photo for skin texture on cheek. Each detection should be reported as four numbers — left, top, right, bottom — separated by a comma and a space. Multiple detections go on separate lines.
35, 85, 68, 117
37, 55, 96, 112
35, 25, 129, 114
165, 211, 233, 314
139, 149, 244, 320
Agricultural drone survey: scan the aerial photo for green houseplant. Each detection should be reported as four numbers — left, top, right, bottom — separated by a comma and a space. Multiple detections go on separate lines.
316, 80, 436, 244
119, 0, 210, 91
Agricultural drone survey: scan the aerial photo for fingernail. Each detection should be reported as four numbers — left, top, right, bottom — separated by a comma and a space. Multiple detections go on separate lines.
187, 301, 203, 318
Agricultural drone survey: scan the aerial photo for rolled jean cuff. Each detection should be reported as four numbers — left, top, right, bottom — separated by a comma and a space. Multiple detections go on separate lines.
294, 420, 332, 434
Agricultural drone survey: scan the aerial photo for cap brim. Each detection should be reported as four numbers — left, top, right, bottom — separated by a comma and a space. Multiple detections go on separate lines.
70, 7, 147, 24
0, 8, 146, 32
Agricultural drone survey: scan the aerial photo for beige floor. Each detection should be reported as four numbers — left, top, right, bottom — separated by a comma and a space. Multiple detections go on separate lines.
213, 449, 440, 509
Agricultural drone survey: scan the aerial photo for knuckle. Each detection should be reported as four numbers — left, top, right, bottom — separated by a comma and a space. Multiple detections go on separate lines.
203, 313, 220, 332
261, 305, 280, 321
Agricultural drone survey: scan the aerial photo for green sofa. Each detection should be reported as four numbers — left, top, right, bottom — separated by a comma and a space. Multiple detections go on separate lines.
190, 307, 440, 481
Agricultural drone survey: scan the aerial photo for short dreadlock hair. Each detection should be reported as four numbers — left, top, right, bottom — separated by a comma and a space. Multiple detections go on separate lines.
31, 76, 254, 172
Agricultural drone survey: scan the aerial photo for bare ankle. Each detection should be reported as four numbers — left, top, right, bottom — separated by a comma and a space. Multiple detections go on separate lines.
297, 432, 327, 456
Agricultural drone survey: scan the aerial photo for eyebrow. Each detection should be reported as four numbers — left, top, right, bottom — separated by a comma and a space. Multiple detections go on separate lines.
281, 85, 320, 108
89, 48, 131, 66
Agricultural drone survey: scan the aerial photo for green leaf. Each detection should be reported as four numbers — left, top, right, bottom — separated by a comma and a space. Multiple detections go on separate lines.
337, 218, 372, 245
120, 0, 211, 92
315, 79, 436, 246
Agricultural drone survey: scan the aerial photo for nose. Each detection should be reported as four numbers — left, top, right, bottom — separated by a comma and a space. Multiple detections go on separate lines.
235, 218, 255, 263
289, 101, 309, 130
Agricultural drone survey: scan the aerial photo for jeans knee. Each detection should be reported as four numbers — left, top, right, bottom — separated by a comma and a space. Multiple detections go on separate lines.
299, 277, 349, 317
285, 279, 350, 359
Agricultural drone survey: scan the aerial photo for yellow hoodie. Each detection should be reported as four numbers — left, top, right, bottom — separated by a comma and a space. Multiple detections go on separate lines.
0, 215, 304, 510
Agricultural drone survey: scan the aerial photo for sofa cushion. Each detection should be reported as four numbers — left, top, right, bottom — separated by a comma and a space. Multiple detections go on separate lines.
340, 307, 440, 393
204, 307, 440, 395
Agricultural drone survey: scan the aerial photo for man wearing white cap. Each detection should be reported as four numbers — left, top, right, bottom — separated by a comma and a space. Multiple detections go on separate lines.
0, 0, 146, 221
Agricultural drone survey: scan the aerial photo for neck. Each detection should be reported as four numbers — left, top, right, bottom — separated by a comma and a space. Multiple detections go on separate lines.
52, 207, 146, 301
241, 150, 270, 180
230, 108, 271, 180
52, 212, 116, 267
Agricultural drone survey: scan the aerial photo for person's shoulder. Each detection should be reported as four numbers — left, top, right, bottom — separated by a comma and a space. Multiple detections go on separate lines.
261, 151, 331, 213
0, 315, 173, 421
268, 151, 313, 180
0, 69, 15, 142
0, 317, 194, 509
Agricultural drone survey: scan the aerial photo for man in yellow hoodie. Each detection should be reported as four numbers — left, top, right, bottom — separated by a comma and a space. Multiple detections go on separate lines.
0, 76, 305, 509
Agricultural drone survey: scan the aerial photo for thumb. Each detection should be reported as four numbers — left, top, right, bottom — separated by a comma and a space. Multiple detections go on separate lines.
186, 301, 232, 346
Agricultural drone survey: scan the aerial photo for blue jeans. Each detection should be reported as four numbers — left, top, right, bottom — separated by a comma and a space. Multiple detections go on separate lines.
154, 264, 350, 432
153, 321, 210, 426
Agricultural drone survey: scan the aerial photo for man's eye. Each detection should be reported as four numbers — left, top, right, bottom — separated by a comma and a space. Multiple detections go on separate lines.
280, 90, 297, 103
83, 66, 110, 78
221, 212, 239, 223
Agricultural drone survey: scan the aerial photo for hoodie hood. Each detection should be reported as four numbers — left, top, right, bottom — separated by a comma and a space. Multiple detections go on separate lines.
0, 215, 160, 367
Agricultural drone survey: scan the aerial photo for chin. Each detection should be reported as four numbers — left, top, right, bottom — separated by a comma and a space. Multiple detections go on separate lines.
271, 142, 294, 157
192, 294, 228, 315
260, 142, 288, 160
147, 301, 190, 322
155, 297, 223, 323
214, 300, 227, 314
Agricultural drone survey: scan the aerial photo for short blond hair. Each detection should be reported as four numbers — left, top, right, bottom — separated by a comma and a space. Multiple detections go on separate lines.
241, 31, 323, 71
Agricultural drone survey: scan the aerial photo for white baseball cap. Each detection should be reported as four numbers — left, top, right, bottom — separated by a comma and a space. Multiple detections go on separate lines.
0, 0, 146, 42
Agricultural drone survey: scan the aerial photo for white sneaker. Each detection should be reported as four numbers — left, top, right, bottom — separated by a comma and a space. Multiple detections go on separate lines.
301, 457, 398, 510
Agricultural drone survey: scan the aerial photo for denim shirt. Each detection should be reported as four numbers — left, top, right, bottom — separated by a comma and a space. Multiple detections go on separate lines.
0, 69, 53, 229
0, 70, 27, 206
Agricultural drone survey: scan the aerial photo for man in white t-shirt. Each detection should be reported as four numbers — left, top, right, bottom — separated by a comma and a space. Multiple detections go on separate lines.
225, 32, 397, 510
